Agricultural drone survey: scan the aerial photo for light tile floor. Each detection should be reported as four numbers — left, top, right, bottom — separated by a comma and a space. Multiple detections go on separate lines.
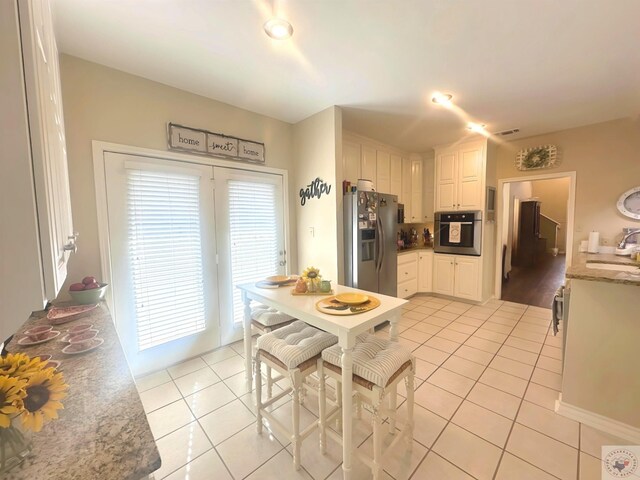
136, 296, 633, 479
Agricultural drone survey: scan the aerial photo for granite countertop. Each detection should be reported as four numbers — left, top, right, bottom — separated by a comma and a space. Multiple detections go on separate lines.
398, 246, 434, 254
566, 253, 640, 286
6, 303, 161, 480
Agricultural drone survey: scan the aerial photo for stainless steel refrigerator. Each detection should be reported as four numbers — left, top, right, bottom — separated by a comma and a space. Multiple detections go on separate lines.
344, 191, 398, 296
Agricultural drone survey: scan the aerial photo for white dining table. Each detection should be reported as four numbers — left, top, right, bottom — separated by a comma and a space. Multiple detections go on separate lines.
237, 282, 408, 480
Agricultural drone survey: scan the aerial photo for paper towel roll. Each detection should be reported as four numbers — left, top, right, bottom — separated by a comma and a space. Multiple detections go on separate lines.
588, 231, 600, 253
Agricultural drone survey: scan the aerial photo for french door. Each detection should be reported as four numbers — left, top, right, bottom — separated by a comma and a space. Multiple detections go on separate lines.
103, 152, 287, 375
214, 167, 286, 344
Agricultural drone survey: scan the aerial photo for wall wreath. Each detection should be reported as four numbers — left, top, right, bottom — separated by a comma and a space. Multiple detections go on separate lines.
515, 145, 558, 171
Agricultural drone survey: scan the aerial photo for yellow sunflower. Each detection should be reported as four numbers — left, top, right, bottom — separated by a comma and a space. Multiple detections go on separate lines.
0, 353, 47, 380
20, 370, 68, 433
0, 375, 27, 428
301, 266, 321, 281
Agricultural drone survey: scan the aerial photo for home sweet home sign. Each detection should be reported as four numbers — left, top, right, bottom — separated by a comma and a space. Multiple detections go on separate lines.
168, 123, 265, 164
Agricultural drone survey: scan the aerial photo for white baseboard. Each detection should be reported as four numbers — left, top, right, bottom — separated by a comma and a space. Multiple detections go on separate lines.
555, 394, 640, 443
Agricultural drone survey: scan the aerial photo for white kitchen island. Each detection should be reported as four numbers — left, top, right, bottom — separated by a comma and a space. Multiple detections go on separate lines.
236, 282, 408, 480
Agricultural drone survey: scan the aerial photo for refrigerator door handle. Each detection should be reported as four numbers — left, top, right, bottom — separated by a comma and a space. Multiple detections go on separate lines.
377, 217, 385, 273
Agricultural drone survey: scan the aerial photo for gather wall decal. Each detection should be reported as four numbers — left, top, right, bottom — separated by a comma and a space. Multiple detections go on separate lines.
299, 177, 332, 206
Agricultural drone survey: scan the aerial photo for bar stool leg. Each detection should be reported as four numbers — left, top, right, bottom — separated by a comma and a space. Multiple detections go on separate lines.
317, 360, 327, 454
255, 352, 263, 434
405, 368, 415, 450
266, 364, 273, 398
388, 384, 397, 435
372, 387, 384, 480
355, 392, 362, 420
336, 380, 342, 430
291, 370, 302, 470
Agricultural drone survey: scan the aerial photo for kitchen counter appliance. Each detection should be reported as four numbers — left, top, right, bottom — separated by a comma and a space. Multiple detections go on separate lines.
434, 211, 482, 256
344, 191, 397, 297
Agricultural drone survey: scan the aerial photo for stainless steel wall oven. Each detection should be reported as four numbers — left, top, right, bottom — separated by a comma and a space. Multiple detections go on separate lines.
434, 211, 482, 256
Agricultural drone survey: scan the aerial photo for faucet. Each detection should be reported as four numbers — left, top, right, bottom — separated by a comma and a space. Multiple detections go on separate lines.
618, 229, 640, 249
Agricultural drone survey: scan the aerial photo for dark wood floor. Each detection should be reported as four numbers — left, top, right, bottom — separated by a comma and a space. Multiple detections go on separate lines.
501, 253, 566, 308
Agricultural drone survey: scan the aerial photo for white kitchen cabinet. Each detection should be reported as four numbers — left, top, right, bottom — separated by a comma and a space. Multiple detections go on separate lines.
376, 150, 390, 193
401, 157, 412, 218
432, 254, 481, 301
0, 0, 74, 338
390, 154, 402, 199
418, 251, 433, 292
423, 156, 435, 222
435, 141, 484, 212
361, 145, 377, 183
409, 159, 423, 222
397, 252, 418, 298
343, 141, 361, 185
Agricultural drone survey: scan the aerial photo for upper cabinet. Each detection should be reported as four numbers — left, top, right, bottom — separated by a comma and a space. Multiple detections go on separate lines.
1, 0, 75, 336
20, 0, 75, 299
342, 134, 427, 223
435, 140, 484, 212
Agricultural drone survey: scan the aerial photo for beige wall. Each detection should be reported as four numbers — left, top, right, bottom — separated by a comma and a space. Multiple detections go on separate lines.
59, 55, 296, 295
531, 177, 570, 252
496, 118, 640, 258
293, 106, 342, 283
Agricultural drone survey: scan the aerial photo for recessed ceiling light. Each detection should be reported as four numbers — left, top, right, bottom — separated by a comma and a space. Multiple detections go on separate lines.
264, 18, 294, 40
467, 122, 487, 133
431, 93, 453, 107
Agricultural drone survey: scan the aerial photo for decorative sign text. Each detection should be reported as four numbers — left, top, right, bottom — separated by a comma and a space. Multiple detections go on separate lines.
300, 177, 332, 206
168, 123, 265, 164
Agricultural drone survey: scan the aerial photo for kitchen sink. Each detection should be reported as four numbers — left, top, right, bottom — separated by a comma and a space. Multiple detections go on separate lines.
586, 262, 640, 272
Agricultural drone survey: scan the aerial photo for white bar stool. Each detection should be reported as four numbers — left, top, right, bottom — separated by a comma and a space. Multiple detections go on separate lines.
317, 333, 415, 480
251, 304, 297, 396
255, 320, 338, 470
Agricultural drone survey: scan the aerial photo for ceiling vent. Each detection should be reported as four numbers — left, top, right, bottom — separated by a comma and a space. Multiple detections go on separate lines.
494, 128, 520, 136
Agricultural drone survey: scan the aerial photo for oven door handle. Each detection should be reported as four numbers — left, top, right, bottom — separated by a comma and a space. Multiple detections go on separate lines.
441, 221, 474, 225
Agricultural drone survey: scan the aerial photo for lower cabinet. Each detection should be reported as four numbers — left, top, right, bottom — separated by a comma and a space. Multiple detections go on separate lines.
397, 252, 418, 298
418, 251, 433, 292
433, 254, 481, 301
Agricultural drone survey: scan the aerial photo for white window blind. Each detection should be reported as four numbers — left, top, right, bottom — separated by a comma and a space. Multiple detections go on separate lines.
228, 180, 280, 324
127, 169, 206, 351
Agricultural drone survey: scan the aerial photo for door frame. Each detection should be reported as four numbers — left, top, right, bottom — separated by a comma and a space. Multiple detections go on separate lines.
92, 141, 290, 335
494, 170, 576, 300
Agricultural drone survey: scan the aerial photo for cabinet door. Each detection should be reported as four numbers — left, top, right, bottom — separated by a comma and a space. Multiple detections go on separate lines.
343, 141, 361, 184
410, 159, 423, 222
432, 255, 455, 296
390, 154, 402, 199
376, 150, 391, 193
418, 252, 433, 292
454, 256, 480, 301
361, 145, 377, 183
401, 157, 412, 220
423, 156, 435, 222
458, 144, 483, 210
436, 151, 457, 211
20, 0, 74, 299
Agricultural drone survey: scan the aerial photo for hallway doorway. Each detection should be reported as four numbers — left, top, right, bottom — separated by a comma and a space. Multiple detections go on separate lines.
495, 172, 576, 309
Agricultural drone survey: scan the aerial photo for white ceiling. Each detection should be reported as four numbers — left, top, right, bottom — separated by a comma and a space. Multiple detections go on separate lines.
54, 0, 640, 152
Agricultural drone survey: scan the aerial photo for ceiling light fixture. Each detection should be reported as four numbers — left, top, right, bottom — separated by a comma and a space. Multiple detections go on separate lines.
264, 18, 294, 40
467, 122, 486, 133
431, 93, 453, 107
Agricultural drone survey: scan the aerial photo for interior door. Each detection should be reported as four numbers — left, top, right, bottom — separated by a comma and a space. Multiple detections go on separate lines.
104, 153, 219, 376
214, 167, 286, 345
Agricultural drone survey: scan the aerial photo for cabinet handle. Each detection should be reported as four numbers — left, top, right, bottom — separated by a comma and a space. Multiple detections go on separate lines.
68, 232, 79, 240
63, 242, 77, 254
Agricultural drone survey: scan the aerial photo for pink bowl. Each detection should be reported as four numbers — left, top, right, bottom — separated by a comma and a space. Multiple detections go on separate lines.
35, 354, 52, 362
68, 324, 93, 335
24, 325, 53, 341
68, 329, 98, 344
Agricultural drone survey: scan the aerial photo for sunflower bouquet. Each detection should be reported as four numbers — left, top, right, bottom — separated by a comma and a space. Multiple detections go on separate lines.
301, 266, 322, 292
0, 353, 68, 471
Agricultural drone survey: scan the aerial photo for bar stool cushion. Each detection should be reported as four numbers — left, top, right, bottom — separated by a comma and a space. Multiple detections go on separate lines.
251, 304, 295, 327
322, 333, 412, 388
257, 320, 338, 369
